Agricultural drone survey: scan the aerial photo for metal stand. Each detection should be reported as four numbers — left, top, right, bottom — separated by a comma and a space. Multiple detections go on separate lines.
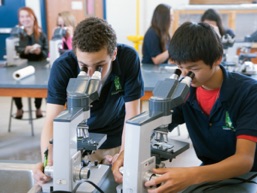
8, 98, 44, 136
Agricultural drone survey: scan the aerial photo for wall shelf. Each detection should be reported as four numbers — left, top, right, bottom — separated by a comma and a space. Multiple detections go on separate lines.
172, 5, 257, 41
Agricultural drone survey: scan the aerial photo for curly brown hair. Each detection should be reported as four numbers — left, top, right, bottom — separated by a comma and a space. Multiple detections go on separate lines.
72, 17, 117, 56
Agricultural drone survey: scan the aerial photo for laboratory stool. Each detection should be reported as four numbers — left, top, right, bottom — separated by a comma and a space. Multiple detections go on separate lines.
8, 98, 44, 136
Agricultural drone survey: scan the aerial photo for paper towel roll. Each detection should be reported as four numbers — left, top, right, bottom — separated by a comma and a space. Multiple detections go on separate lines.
12, 65, 35, 81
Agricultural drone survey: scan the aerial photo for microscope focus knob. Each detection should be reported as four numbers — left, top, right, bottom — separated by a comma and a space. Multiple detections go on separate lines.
73, 166, 90, 180
144, 171, 162, 188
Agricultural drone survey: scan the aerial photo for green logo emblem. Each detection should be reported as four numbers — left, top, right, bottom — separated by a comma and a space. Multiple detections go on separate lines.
223, 111, 235, 131
112, 76, 123, 95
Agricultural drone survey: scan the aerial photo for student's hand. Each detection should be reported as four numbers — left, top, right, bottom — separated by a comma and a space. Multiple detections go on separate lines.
145, 167, 196, 193
30, 44, 41, 54
24, 44, 41, 54
24, 45, 33, 54
33, 47, 41, 55
33, 162, 52, 186
104, 153, 120, 165
102, 154, 112, 164
112, 151, 124, 184
33, 143, 53, 186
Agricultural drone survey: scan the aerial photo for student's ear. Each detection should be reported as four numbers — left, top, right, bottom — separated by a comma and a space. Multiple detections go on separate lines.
112, 48, 118, 61
214, 57, 223, 67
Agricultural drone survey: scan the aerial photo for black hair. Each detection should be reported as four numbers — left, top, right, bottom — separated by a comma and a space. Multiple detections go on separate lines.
168, 22, 223, 67
72, 17, 117, 56
201, 9, 225, 37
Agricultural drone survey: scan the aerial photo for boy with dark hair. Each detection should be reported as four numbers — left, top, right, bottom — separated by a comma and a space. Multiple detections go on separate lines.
113, 22, 257, 192
33, 17, 144, 185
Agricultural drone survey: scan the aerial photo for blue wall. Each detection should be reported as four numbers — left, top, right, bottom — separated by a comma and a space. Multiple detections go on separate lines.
40, 0, 47, 35
0, 0, 25, 60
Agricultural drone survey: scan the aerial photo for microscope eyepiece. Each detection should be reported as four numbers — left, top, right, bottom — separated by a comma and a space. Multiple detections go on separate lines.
174, 68, 182, 77
80, 66, 88, 73
170, 68, 182, 80
179, 71, 195, 86
96, 66, 103, 73
186, 71, 195, 79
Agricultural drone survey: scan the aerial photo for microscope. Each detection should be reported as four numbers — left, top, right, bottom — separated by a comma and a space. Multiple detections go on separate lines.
42, 68, 110, 193
239, 60, 257, 75
49, 27, 66, 67
221, 33, 236, 69
5, 26, 28, 66
122, 69, 194, 193
236, 37, 257, 75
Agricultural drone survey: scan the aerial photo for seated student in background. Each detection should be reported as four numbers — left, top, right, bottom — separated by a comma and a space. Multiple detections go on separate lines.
113, 22, 257, 193
201, 8, 235, 39
14, 7, 48, 119
55, 11, 76, 52
141, 4, 173, 65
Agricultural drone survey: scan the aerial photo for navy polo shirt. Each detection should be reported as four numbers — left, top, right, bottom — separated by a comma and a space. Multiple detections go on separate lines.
47, 44, 144, 149
142, 27, 168, 64
169, 65, 257, 171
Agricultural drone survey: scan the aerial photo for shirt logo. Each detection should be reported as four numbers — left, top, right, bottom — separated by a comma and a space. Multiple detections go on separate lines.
222, 111, 235, 131
111, 76, 123, 95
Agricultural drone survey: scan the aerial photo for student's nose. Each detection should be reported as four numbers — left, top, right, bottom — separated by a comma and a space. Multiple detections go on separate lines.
181, 69, 189, 77
87, 68, 95, 77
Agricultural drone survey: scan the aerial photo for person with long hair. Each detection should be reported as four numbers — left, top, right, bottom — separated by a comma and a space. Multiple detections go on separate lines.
142, 4, 173, 65
201, 8, 235, 38
14, 7, 48, 119
56, 11, 76, 51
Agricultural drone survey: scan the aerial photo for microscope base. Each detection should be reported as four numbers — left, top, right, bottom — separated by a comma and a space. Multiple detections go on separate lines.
77, 164, 109, 193
6, 58, 28, 67
41, 164, 109, 193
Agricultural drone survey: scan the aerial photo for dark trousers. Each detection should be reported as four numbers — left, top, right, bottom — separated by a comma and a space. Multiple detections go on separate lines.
13, 97, 42, 110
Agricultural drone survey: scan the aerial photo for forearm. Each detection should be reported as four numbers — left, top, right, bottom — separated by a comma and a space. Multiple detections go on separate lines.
40, 104, 65, 161
152, 50, 169, 65
120, 123, 126, 153
120, 99, 141, 153
120, 114, 129, 153
40, 121, 53, 161
193, 156, 252, 185
193, 140, 255, 184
